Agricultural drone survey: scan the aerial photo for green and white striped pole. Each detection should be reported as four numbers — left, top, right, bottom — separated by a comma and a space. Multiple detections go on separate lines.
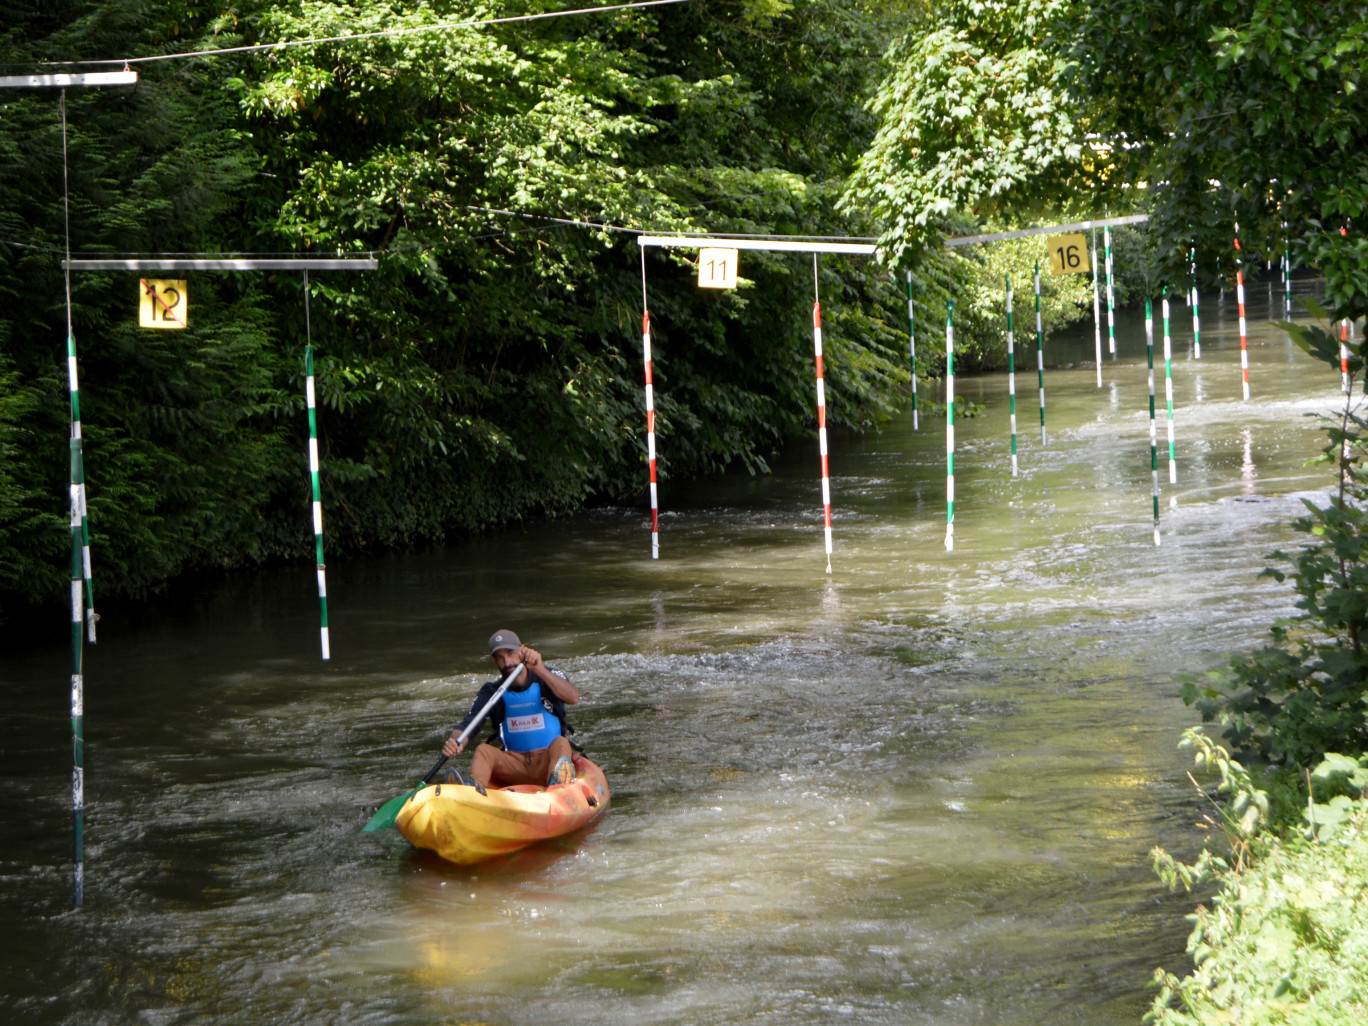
1189, 247, 1202, 359
68, 334, 95, 643
1163, 289, 1177, 486
1146, 298, 1161, 546
61, 89, 89, 907
303, 272, 331, 660
1104, 225, 1116, 357
1091, 233, 1103, 387
69, 441, 84, 906
1283, 250, 1292, 317
1006, 275, 1018, 477
1034, 261, 1046, 445
905, 271, 919, 430
945, 300, 955, 552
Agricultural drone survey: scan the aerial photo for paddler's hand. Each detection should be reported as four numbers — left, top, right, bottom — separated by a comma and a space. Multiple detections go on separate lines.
518, 644, 543, 670
442, 733, 465, 758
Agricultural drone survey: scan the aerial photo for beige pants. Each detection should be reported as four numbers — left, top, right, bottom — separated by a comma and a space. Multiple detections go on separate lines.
469, 736, 573, 789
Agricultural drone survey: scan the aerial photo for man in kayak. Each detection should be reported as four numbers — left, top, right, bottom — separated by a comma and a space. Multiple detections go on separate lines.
442, 629, 581, 790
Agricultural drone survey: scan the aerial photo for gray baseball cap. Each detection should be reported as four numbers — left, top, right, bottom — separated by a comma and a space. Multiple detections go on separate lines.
487, 629, 521, 654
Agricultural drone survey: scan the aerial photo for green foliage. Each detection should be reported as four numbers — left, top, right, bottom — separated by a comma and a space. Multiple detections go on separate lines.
1068, 0, 1368, 316
0, 0, 914, 608
1182, 310, 1368, 768
841, 0, 1095, 269
1149, 793, 1368, 1024
947, 235, 1093, 373
1152, 729, 1268, 896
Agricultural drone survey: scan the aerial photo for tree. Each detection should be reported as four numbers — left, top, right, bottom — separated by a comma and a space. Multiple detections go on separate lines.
841, 0, 1103, 269
0, 0, 914, 609
1066, 0, 1368, 315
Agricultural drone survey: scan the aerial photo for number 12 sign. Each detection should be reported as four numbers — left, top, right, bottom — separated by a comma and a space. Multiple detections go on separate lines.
139, 279, 188, 329
697, 248, 739, 290
1046, 234, 1091, 275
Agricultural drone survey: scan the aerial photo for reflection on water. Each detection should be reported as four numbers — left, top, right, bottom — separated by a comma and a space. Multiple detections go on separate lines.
0, 288, 1349, 1025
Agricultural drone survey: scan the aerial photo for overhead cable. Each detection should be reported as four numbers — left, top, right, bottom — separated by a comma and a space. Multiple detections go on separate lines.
33, 0, 697, 68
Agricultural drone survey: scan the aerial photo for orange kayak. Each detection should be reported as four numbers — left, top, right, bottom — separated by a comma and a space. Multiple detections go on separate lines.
394, 754, 610, 865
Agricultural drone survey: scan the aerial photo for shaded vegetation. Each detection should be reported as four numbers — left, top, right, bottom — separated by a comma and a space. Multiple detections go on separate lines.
0, 0, 915, 610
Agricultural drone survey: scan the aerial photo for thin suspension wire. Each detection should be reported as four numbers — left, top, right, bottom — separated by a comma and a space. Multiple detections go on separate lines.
48, 0, 698, 67
61, 93, 72, 331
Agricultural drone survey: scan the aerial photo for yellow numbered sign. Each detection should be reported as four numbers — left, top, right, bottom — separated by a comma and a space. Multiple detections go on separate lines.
697, 248, 739, 290
139, 279, 188, 329
1046, 234, 1090, 275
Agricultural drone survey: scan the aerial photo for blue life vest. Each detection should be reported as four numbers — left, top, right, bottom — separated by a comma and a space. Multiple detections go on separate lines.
500, 679, 564, 752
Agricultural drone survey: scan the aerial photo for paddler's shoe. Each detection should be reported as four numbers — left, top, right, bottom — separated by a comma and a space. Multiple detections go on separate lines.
547, 755, 575, 787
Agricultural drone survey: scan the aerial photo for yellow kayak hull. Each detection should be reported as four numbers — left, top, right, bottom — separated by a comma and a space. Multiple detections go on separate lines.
394, 755, 610, 865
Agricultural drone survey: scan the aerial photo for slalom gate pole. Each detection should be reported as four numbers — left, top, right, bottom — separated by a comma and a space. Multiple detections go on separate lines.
1163, 289, 1177, 486
1146, 298, 1160, 546
1091, 233, 1102, 387
1104, 225, 1116, 356
1190, 247, 1202, 359
945, 300, 955, 552
1234, 231, 1251, 400
67, 335, 94, 643
812, 257, 833, 574
1034, 261, 1046, 445
905, 271, 919, 430
1343, 319, 1352, 395
640, 250, 659, 558
59, 93, 95, 644
61, 89, 87, 907
1006, 276, 1018, 477
1284, 251, 1292, 316
302, 272, 330, 660
69, 441, 84, 906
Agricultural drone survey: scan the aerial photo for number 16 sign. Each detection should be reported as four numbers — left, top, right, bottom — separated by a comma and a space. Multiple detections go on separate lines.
697, 248, 739, 290
1046, 235, 1090, 275
139, 279, 188, 329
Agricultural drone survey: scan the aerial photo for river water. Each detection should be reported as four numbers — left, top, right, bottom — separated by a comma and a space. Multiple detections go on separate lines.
0, 283, 1349, 1025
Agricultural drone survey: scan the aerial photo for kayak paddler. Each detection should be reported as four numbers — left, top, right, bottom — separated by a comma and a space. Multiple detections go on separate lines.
442, 629, 580, 790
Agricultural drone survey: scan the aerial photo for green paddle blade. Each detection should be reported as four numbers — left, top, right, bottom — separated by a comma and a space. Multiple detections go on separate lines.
362, 787, 419, 832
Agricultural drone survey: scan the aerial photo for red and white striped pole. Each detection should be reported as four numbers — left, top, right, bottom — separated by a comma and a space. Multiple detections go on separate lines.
1343, 318, 1352, 395
640, 250, 659, 559
812, 259, 833, 574
1234, 231, 1251, 400
642, 308, 659, 559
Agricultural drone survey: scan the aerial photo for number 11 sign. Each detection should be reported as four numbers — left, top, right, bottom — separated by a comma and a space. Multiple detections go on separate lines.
697, 248, 739, 289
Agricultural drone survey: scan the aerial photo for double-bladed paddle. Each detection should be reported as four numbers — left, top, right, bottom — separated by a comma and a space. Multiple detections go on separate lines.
361, 661, 524, 832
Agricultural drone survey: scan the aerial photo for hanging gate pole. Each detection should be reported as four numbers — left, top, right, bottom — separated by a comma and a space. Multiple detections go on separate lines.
1104, 225, 1116, 357
1234, 230, 1251, 400
302, 272, 330, 660
1091, 232, 1103, 387
1034, 262, 1047, 444
905, 272, 919, 431
1146, 299, 1161, 546
813, 257, 833, 574
1163, 290, 1177, 485
1190, 247, 1202, 359
945, 301, 956, 552
1006, 276, 1018, 477
640, 250, 659, 559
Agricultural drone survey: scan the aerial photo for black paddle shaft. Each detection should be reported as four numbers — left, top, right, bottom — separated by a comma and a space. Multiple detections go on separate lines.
422, 754, 448, 784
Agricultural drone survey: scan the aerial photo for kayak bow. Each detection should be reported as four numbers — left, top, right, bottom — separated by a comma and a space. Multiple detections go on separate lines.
394, 754, 610, 865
